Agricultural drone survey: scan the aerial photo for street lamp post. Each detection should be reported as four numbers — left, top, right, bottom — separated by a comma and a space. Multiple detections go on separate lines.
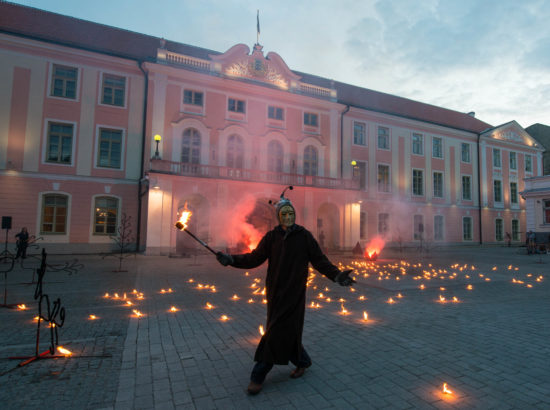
153, 134, 162, 159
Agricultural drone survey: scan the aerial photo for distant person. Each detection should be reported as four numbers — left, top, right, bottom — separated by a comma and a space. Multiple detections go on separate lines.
215, 187, 355, 395
505, 232, 511, 247
527, 230, 536, 255
15, 227, 30, 259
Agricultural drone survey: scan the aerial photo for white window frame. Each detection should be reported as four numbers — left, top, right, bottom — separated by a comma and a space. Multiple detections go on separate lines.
412, 133, 424, 156
47, 62, 80, 101
99, 71, 128, 109
303, 111, 319, 128
495, 218, 504, 242
461, 143, 471, 163
433, 171, 444, 198
525, 154, 533, 173
462, 216, 473, 241
353, 121, 367, 146
462, 175, 472, 201
37, 191, 72, 242
412, 168, 424, 196
509, 151, 517, 170
42, 119, 77, 167
493, 148, 501, 168
432, 137, 443, 159
227, 97, 246, 114
493, 179, 503, 204
94, 125, 126, 170
377, 126, 390, 150
267, 105, 284, 121
377, 163, 391, 193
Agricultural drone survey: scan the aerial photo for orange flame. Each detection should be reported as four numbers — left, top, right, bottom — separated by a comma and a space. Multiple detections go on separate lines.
170, 306, 178, 312
443, 383, 453, 394
364, 235, 385, 259
57, 346, 72, 356
175, 203, 193, 230
363, 311, 369, 321
220, 315, 229, 321
259, 325, 265, 336
17, 304, 27, 310
132, 309, 143, 318
89, 314, 98, 320
205, 302, 214, 309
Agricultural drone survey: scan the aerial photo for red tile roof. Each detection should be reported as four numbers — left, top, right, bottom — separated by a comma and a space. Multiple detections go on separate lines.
0, 2, 492, 133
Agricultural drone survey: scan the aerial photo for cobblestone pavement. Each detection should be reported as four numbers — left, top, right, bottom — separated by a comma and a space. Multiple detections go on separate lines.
0, 246, 549, 409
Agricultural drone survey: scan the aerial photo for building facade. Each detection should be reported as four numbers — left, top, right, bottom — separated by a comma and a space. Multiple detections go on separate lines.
0, 3, 544, 254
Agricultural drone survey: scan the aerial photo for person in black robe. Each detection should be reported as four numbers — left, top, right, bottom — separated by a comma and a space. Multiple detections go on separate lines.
15, 227, 30, 259
216, 187, 355, 395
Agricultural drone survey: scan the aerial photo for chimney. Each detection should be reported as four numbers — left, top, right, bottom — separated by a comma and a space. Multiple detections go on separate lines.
467, 111, 475, 117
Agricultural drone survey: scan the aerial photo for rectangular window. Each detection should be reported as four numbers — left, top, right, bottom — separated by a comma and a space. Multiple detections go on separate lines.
353, 161, 367, 190
510, 182, 518, 204
304, 112, 318, 127
494, 180, 502, 203
544, 200, 550, 224
433, 171, 443, 198
512, 219, 520, 241
353, 122, 366, 145
509, 152, 517, 170
525, 154, 532, 172
360, 211, 367, 240
51, 64, 77, 99
461, 143, 471, 163
412, 133, 423, 155
434, 215, 444, 241
378, 164, 390, 192
228, 98, 245, 113
462, 175, 472, 201
463, 217, 473, 241
493, 148, 501, 168
94, 197, 118, 235
413, 214, 424, 240
46, 122, 73, 164
412, 169, 424, 196
495, 219, 503, 241
102, 74, 126, 106
183, 90, 203, 106
41, 194, 68, 234
432, 137, 443, 158
378, 213, 389, 234
268, 106, 284, 120
98, 128, 122, 168
378, 126, 389, 149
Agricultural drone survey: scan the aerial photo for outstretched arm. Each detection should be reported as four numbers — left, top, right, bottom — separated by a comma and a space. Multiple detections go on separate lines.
216, 233, 270, 269
306, 231, 355, 286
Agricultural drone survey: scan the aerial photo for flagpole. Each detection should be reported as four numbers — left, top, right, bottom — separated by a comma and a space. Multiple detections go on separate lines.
256, 9, 260, 44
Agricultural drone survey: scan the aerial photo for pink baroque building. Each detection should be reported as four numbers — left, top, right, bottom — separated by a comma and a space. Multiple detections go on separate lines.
0, 3, 544, 255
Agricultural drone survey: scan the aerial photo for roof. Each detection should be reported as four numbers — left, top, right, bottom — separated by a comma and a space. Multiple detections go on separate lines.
0, 2, 492, 134
525, 123, 550, 149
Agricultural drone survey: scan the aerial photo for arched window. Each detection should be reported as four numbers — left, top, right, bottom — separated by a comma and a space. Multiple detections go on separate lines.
181, 128, 201, 164
267, 140, 283, 173
94, 196, 119, 235
303, 145, 318, 176
227, 134, 244, 168
41, 194, 68, 234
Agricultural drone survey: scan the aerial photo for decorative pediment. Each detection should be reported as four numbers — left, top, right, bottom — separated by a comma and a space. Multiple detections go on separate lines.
209, 43, 301, 90
481, 121, 543, 150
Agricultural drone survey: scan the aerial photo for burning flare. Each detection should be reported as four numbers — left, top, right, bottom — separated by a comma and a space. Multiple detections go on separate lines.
175, 203, 193, 230
364, 235, 385, 260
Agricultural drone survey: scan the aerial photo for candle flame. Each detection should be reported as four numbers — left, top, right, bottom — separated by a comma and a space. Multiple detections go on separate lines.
259, 325, 265, 336
132, 309, 143, 318
443, 383, 452, 394
231, 294, 240, 300
340, 303, 349, 315
104, 293, 109, 298
363, 311, 368, 321
170, 306, 178, 312
57, 346, 72, 356
387, 297, 395, 304
205, 302, 214, 309
89, 314, 97, 320
17, 304, 27, 310
220, 315, 229, 321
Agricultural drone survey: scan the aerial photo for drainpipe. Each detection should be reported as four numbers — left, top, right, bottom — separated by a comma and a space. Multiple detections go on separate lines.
136, 61, 149, 252
477, 133, 483, 245
340, 105, 351, 178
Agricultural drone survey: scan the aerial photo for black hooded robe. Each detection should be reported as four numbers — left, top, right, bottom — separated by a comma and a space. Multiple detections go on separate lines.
230, 224, 341, 365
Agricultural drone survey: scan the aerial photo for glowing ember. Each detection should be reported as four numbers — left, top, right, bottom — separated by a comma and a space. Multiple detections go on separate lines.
57, 346, 72, 356
419, 284, 425, 290
220, 315, 229, 321
175, 203, 192, 230
17, 304, 27, 310
170, 306, 178, 312
259, 325, 265, 336
364, 235, 385, 260
205, 302, 214, 309
89, 315, 98, 320
132, 309, 143, 318
443, 383, 453, 394
467, 284, 473, 290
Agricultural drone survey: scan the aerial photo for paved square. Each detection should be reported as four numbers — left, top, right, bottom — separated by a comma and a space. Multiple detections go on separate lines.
1, 246, 549, 409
